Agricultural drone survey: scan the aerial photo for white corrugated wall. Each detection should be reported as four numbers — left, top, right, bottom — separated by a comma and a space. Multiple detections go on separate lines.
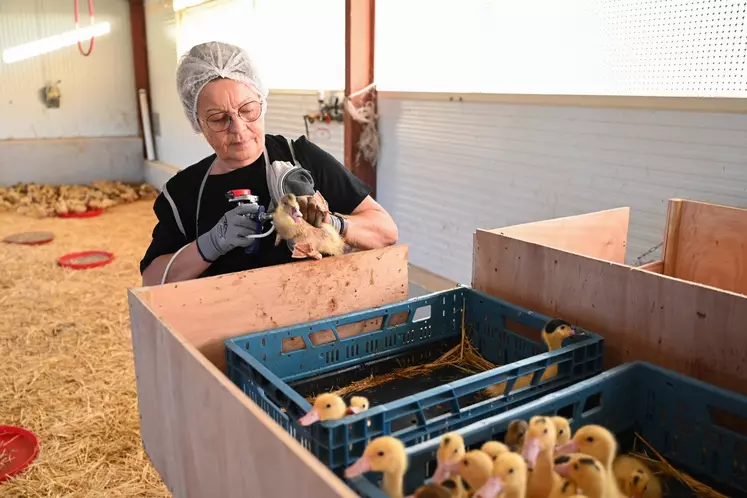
0, 0, 138, 139
376, 96, 747, 285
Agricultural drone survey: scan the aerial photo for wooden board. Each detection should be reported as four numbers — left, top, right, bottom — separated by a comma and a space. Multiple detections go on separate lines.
472, 229, 747, 397
638, 260, 664, 273
491, 207, 630, 264
143, 245, 409, 369
128, 245, 409, 497
663, 199, 747, 295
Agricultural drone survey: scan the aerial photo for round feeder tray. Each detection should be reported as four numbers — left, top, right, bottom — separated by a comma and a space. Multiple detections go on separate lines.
57, 250, 115, 270
0, 425, 40, 483
2, 231, 55, 246
58, 208, 104, 219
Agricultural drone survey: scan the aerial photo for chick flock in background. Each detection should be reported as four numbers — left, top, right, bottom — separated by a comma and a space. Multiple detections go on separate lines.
272, 192, 345, 260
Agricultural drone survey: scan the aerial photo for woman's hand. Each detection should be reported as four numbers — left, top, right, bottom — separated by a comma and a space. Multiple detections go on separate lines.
296, 193, 329, 228
196, 203, 262, 262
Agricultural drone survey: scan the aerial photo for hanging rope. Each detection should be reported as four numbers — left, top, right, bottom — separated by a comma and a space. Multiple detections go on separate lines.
74, 0, 96, 57
343, 82, 380, 169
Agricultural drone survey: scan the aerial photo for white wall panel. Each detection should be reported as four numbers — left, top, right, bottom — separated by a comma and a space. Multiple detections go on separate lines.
377, 97, 747, 285
0, 0, 138, 139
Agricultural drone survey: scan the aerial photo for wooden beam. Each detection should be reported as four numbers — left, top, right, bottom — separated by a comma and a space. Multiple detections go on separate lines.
129, 0, 152, 154
344, 0, 377, 197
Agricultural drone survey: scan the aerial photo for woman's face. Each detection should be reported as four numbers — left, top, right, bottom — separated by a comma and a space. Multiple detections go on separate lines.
196, 78, 265, 166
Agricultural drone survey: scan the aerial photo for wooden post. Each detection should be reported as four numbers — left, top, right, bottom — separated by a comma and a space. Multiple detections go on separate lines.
344, 0, 377, 198
129, 0, 152, 155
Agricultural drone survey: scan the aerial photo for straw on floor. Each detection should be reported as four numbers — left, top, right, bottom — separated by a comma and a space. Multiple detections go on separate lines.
0, 201, 169, 497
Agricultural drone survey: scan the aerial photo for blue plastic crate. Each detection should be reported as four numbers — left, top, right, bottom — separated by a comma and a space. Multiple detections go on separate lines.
350, 361, 747, 497
224, 287, 604, 476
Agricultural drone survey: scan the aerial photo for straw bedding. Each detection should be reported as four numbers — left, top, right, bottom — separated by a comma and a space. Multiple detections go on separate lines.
0, 201, 169, 497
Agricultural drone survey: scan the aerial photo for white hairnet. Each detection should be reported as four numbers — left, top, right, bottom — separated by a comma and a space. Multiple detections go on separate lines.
176, 41, 269, 134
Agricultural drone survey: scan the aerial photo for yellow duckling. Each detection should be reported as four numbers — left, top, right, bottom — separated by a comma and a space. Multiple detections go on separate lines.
551, 416, 572, 446
298, 393, 348, 426
484, 319, 578, 397
555, 425, 624, 497
456, 450, 493, 495
345, 436, 407, 498
480, 441, 510, 461
504, 419, 528, 452
522, 416, 563, 498
349, 395, 370, 414
612, 454, 662, 498
554, 453, 619, 498
473, 451, 527, 498
432, 432, 467, 484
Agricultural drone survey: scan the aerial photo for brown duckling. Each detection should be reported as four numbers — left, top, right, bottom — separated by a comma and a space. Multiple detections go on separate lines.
504, 419, 528, 452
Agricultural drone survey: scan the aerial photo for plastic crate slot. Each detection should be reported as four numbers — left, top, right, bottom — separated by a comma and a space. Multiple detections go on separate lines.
412, 305, 432, 323
709, 406, 747, 437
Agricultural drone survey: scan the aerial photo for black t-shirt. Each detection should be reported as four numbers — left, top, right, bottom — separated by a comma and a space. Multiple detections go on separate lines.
139, 134, 372, 278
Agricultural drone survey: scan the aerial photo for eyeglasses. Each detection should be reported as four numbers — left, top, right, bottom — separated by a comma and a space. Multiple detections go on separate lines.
202, 100, 263, 132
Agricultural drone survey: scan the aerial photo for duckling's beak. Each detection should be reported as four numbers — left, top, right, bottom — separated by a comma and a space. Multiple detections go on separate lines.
290, 206, 303, 223
474, 476, 503, 498
344, 455, 372, 478
554, 439, 579, 455
431, 459, 460, 484
298, 408, 321, 426
553, 461, 571, 478
346, 406, 362, 415
521, 437, 541, 470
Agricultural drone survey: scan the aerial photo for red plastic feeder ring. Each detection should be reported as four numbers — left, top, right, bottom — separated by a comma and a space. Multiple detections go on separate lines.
229, 189, 252, 197
0, 425, 40, 483
58, 208, 104, 219
2, 231, 55, 245
57, 250, 115, 270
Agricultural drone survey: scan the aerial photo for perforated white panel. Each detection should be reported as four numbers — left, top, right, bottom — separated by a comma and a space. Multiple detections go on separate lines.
375, 0, 747, 97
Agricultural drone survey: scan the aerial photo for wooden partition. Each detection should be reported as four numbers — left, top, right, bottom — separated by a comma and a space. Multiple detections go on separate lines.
128, 245, 409, 498
473, 202, 747, 396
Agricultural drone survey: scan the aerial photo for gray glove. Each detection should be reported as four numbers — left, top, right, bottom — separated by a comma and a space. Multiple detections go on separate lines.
196, 203, 261, 262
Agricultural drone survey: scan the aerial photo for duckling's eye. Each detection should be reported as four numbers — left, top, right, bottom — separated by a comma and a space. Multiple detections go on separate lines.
462, 459, 469, 467
453, 448, 459, 454
573, 463, 579, 470
377, 450, 385, 457
326, 404, 332, 409
362, 404, 367, 409
508, 468, 514, 474
559, 429, 564, 434
643, 485, 648, 492
543, 428, 548, 434
492, 456, 497, 461
586, 436, 595, 443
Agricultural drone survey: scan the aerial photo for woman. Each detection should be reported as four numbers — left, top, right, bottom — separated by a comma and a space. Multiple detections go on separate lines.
140, 41, 398, 286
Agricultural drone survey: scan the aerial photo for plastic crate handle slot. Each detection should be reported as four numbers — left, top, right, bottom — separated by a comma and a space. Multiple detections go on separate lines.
708, 406, 747, 438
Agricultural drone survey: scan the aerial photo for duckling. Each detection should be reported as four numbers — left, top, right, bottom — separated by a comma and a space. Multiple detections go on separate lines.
432, 433, 467, 484
504, 419, 528, 452
413, 483, 453, 498
551, 416, 572, 446
298, 393, 349, 425
272, 193, 345, 259
456, 450, 493, 494
484, 319, 577, 397
480, 441, 510, 461
345, 436, 407, 498
612, 455, 661, 498
555, 425, 618, 471
554, 453, 621, 498
473, 451, 527, 498
348, 395, 370, 414
522, 415, 562, 498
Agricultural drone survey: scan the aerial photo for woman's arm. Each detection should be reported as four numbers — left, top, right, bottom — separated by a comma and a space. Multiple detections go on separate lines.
141, 241, 211, 286
338, 196, 398, 250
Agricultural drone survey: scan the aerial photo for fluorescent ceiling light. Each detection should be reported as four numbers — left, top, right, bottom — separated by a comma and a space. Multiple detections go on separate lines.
2, 22, 111, 64
173, 0, 209, 12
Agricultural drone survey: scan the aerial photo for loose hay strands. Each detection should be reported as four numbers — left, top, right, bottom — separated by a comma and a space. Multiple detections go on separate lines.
0, 201, 170, 497
631, 432, 729, 498
312, 299, 497, 402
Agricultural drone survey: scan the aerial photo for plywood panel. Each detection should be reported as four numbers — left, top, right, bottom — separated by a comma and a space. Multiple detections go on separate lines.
145, 245, 409, 369
128, 295, 356, 498
668, 200, 747, 296
472, 229, 747, 396
492, 207, 629, 263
